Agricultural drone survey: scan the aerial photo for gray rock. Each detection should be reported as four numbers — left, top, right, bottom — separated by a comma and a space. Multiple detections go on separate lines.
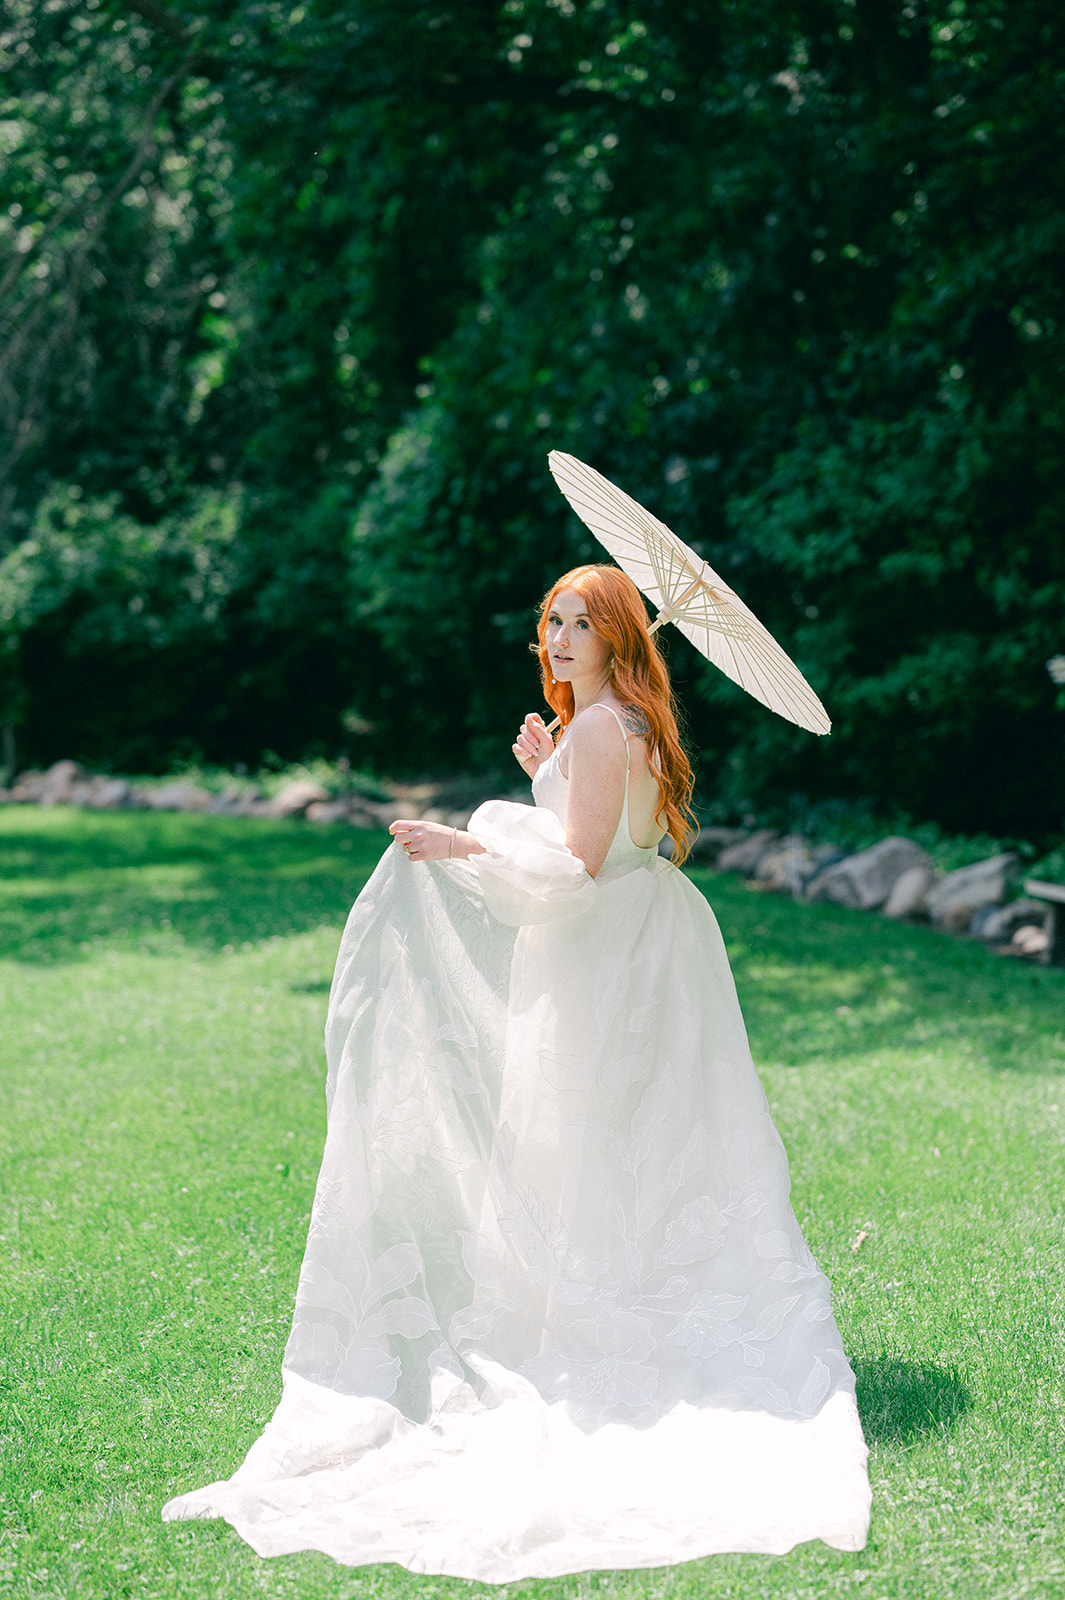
883, 864, 936, 920
39, 760, 86, 805
1012, 923, 1051, 956
970, 898, 1047, 943
752, 838, 846, 894
805, 836, 931, 911
686, 826, 750, 864
9, 770, 47, 802
232, 797, 277, 818
267, 780, 332, 819
143, 781, 212, 812
752, 836, 810, 894
925, 853, 1019, 930
82, 775, 133, 810
716, 830, 780, 875
809, 843, 849, 873
305, 799, 352, 825
359, 798, 424, 828
20, 768, 133, 810
206, 787, 256, 814
391, 783, 440, 807
346, 798, 383, 829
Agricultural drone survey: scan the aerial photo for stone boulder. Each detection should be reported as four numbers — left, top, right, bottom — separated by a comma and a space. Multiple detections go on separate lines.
10, 770, 48, 802
685, 826, 750, 865
206, 787, 256, 814
970, 898, 1047, 943
267, 780, 331, 819
233, 797, 277, 818
716, 830, 780, 875
925, 853, 1019, 931
358, 798, 423, 829
10, 766, 135, 808
38, 760, 86, 805
66, 776, 96, 806
142, 781, 212, 812
753, 837, 845, 895
79, 775, 134, 809
305, 799, 352, 825
1012, 923, 1051, 957
346, 796, 385, 829
883, 864, 936, 920
805, 836, 932, 911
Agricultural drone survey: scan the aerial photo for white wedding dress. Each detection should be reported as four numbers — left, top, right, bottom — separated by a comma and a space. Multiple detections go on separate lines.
163, 708, 870, 1579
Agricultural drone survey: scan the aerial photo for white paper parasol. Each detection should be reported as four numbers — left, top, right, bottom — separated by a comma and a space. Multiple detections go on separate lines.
547, 450, 830, 735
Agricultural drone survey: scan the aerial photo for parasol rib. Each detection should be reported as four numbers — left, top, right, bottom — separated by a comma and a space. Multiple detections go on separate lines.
546, 450, 831, 738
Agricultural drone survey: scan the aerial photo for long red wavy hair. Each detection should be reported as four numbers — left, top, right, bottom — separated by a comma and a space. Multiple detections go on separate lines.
534, 564, 697, 863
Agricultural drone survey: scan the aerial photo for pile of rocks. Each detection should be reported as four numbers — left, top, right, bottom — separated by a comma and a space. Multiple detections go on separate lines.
673, 826, 1056, 960
4, 759, 1059, 960
0, 759, 477, 831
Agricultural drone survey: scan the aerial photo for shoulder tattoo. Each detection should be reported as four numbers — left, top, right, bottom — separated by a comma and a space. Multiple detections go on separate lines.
619, 703, 649, 738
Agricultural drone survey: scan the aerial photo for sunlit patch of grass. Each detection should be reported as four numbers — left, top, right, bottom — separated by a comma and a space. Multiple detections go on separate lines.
1, 814, 1064, 1598
0, 809, 378, 962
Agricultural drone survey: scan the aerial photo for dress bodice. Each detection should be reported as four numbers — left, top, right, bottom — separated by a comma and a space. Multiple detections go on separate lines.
532, 703, 660, 878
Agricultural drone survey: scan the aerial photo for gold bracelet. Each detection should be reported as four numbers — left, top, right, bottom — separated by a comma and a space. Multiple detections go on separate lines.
449, 826, 457, 859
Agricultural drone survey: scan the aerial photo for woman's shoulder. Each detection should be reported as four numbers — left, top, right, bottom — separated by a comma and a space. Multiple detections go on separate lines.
576, 700, 649, 739
564, 703, 629, 763
565, 703, 649, 771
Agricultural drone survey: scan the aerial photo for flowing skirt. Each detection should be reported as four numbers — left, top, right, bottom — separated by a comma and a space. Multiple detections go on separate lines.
163, 803, 870, 1579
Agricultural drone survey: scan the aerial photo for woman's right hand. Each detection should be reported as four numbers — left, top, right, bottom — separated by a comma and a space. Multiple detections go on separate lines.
512, 712, 554, 777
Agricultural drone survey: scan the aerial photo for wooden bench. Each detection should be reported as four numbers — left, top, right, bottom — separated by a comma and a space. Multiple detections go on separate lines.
1023, 880, 1065, 965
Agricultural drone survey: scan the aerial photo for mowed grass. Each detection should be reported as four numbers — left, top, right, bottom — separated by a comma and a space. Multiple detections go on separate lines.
1, 808, 1063, 1600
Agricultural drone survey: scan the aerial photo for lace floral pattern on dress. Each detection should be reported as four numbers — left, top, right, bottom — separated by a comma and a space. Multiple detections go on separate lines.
162, 799, 870, 1577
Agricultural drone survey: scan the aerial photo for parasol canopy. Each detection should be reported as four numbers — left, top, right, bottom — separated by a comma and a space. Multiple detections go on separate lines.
547, 450, 830, 736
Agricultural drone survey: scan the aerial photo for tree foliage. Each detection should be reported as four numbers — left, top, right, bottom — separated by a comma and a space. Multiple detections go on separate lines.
1, 0, 1062, 831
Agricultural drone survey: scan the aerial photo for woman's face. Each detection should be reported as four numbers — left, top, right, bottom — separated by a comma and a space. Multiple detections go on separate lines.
545, 589, 612, 687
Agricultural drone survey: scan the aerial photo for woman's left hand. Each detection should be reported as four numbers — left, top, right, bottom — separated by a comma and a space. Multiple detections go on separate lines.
389, 818, 458, 862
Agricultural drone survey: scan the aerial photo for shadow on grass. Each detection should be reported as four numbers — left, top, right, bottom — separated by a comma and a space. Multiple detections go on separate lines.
0, 810, 387, 964
853, 1355, 972, 1445
687, 868, 1065, 1076
4, 818, 1064, 1082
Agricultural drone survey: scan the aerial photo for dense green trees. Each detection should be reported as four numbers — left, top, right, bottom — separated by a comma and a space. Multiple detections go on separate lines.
1, 0, 1063, 832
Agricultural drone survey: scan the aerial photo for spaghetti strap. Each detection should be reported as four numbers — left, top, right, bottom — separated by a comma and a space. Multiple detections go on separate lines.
585, 702, 631, 772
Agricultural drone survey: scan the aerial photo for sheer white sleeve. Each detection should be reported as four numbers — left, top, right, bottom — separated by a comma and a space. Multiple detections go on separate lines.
466, 799, 596, 925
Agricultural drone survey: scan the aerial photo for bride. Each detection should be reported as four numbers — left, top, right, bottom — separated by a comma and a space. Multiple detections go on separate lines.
163, 564, 871, 1579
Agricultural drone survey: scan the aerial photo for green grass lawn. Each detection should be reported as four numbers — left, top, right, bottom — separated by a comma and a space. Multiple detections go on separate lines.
1, 808, 1063, 1600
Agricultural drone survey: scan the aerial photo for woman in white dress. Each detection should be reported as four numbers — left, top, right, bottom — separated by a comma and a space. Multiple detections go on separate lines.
163, 564, 870, 1579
